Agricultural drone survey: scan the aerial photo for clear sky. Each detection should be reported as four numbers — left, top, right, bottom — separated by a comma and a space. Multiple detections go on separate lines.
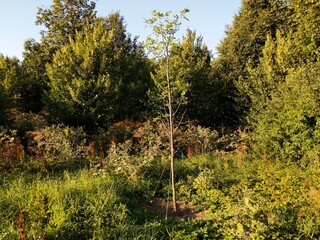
0, 1, 241, 60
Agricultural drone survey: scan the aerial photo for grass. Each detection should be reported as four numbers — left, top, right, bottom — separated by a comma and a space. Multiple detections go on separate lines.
0, 152, 320, 239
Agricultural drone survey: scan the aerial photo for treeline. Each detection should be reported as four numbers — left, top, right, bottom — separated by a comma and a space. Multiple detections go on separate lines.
0, 0, 319, 163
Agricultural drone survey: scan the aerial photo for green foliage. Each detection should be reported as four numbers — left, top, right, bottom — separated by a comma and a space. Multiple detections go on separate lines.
2, 1, 320, 238
0, 171, 131, 239
251, 61, 320, 162
177, 122, 219, 157
36, 0, 96, 49
47, 15, 150, 127
21, 39, 51, 113
1, 124, 320, 239
102, 12, 151, 121
165, 30, 225, 127
46, 19, 116, 126
0, 127, 26, 172
145, 9, 190, 119
0, 84, 8, 125
31, 125, 87, 170
145, 9, 190, 61
240, 31, 293, 125
0, 55, 24, 110
6, 108, 48, 138
288, 0, 320, 62
145, 9, 191, 212
214, 0, 292, 122
17, 0, 97, 115
107, 121, 167, 181
177, 155, 320, 239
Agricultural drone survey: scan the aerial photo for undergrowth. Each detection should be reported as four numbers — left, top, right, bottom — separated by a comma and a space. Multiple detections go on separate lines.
0, 153, 319, 239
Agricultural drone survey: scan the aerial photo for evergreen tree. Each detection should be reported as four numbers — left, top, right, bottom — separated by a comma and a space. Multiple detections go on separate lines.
102, 12, 151, 120
21, 40, 51, 112
165, 30, 228, 127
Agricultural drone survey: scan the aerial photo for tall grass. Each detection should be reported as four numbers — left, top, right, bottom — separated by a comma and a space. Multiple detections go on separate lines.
0, 170, 136, 239
1, 148, 320, 239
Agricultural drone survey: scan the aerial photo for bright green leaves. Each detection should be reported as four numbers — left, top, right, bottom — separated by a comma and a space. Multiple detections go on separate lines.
215, 0, 292, 122
46, 13, 150, 127
145, 9, 189, 61
145, 9, 190, 120
217, 0, 320, 162
288, 0, 320, 61
36, 0, 97, 48
169, 30, 216, 126
252, 61, 320, 161
46, 20, 116, 127
0, 55, 24, 110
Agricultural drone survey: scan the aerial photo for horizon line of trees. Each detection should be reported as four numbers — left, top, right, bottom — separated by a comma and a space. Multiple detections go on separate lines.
1, 0, 319, 163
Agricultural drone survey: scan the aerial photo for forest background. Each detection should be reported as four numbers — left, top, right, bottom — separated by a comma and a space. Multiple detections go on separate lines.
0, 0, 320, 239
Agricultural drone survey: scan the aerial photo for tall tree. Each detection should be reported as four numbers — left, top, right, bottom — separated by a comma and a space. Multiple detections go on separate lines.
21, 40, 51, 112
0, 55, 23, 109
214, 0, 291, 123
36, 0, 96, 48
46, 14, 150, 128
168, 30, 230, 127
20, 0, 97, 114
242, 0, 320, 162
251, 61, 320, 162
288, 0, 320, 63
46, 19, 120, 127
102, 12, 151, 120
145, 9, 189, 213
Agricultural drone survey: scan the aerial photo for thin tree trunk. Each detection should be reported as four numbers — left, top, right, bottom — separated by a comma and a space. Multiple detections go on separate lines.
166, 54, 177, 213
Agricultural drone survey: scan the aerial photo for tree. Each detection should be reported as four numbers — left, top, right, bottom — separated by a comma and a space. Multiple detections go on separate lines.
240, 30, 293, 127
18, 0, 98, 114
241, 0, 320, 162
20, 40, 51, 113
288, 0, 320, 63
214, 0, 291, 123
36, 0, 96, 49
46, 19, 119, 127
0, 55, 23, 109
168, 30, 231, 128
102, 12, 151, 121
145, 9, 189, 213
252, 61, 320, 162
46, 14, 150, 128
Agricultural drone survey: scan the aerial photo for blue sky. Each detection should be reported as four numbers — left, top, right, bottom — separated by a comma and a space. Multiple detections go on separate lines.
0, 1, 241, 60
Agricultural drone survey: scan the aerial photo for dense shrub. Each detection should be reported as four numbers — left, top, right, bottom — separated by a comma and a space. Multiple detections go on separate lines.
30, 125, 87, 170
0, 127, 25, 171
177, 156, 320, 239
251, 61, 320, 163
6, 108, 48, 136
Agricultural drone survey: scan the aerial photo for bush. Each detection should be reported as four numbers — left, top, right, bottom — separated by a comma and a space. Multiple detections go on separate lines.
176, 155, 320, 239
30, 124, 87, 170
107, 120, 165, 181
6, 108, 47, 138
0, 127, 25, 172
251, 61, 320, 162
